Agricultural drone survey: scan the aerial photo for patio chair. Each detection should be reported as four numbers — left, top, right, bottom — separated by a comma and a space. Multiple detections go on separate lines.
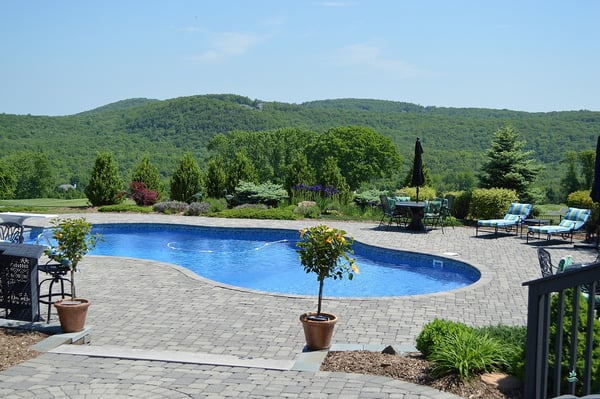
526, 207, 591, 243
537, 247, 572, 277
476, 203, 532, 237
423, 199, 445, 233
0, 222, 24, 243
538, 247, 600, 312
379, 195, 408, 228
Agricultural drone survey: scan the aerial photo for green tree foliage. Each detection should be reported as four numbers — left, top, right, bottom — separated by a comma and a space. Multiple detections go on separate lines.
0, 159, 17, 199
205, 156, 228, 198
208, 128, 316, 185
478, 125, 541, 202
320, 156, 351, 204
85, 152, 124, 206
170, 152, 203, 203
285, 152, 316, 193
2, 151, 54, 199
131, 154, 163, 197
579, 150, 595, 190
561, 152, 581, 200
226, 151, 258, 193
307, 126, 402, 190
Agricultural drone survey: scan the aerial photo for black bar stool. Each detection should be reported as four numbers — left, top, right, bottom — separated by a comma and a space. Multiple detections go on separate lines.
38, 259, 71, 322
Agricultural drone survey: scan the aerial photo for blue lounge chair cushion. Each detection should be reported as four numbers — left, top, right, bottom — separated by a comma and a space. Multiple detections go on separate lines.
528, 207, 591, 235
477, 203, 532, 227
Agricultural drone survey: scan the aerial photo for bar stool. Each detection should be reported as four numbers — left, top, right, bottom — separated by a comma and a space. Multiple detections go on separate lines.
38, 259, 71, 322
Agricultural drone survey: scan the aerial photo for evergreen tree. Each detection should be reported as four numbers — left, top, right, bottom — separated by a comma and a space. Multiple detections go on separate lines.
226, 151, 258, 193
320, 156, 351, 204
205, 156, 228, 198
131, 154, 163, 197
85, 152, 124, 206
285, 152, 316, 192
478, 125, 541, 202
561, 152, 582, 200
579, 150, 595, 190
170, 152, 204, 203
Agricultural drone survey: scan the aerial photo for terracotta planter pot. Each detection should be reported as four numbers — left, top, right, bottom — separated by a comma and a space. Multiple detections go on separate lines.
54, 298, 90, 333
299, 312, 337, 350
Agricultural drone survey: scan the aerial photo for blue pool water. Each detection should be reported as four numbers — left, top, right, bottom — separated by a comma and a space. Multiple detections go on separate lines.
36, 223, 480, 297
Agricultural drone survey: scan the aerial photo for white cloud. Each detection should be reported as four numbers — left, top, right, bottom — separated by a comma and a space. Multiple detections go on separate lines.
331, 43, 425, 77
195, 32, 267, 63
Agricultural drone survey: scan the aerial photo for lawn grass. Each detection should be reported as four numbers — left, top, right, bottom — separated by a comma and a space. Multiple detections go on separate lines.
0, 198, 90, 208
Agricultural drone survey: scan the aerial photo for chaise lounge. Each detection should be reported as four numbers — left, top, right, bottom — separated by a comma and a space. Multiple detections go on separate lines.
527, 207, 591, 243
476, 202, 532, 237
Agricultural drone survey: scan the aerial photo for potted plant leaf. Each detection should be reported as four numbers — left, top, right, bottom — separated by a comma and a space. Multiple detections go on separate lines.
45, 217, 101, 332
296, 224, 358, 350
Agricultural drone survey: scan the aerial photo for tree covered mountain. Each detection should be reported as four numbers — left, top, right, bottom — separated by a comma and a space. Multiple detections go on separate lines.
1, 94, 599, 196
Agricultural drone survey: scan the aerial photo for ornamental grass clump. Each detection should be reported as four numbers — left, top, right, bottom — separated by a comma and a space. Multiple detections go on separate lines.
296, 224, 358, 318
45, 217, 102, 299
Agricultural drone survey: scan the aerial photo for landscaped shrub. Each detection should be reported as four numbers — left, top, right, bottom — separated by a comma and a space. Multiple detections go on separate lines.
398, 186, 436, 201
428, 329, 510, 380
85, 152, 125, 206
469, 188, 519, 220
294, 201, 321, 218
98, 204, 154, 213
476, 324, 527, 376
153, 201, 189, 214
186, 201, 211, 216
353, 189, 385, 211
445, 190, 471, 219
567, 190, 598, 233
217, 205, 298, 220
416, 318, 473, 358
233, 181, 288, 207
129, 181, 159, 206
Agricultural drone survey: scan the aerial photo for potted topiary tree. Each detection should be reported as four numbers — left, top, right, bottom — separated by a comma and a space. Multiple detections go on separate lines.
296, 224, 358, 350
45, 217, 101, 332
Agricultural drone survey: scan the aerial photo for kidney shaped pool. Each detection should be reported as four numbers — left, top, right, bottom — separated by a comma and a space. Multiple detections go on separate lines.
38, 223, 481, 298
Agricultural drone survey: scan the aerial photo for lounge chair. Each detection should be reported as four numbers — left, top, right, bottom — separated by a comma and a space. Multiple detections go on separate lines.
476, 202, 532, 237
527, 207, 591, 243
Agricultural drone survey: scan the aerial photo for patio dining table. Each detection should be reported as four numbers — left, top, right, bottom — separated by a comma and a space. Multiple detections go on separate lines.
395, 201, 427, 231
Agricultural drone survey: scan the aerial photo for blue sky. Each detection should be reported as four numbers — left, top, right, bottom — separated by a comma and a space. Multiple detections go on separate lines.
1, 1, 599, 116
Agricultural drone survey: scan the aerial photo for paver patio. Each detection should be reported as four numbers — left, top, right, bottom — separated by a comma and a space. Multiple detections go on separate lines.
0, 213, 597, 398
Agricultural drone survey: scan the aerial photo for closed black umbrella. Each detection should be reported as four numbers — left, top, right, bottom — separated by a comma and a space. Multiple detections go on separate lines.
589, 136, 600, 246
412, 137, 425, 202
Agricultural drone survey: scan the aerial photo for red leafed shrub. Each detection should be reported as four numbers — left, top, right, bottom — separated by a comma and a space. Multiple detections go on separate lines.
129, 181, 159, 206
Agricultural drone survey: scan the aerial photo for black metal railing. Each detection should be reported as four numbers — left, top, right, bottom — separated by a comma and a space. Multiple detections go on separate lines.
523, 262, 600, 398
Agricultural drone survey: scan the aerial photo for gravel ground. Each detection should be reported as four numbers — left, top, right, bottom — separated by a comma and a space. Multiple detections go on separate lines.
0, 327, 48, 372
322, 350, 524, 399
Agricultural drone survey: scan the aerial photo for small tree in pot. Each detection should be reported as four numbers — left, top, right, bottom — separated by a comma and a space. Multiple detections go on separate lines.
296, 224, 358, 350
45, 217, 101, 332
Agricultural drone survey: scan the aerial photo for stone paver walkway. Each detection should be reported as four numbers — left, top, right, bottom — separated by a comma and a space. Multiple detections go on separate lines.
0, 214, 596, 398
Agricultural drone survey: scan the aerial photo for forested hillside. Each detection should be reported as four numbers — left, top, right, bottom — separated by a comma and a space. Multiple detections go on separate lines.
1, 94, 599, 198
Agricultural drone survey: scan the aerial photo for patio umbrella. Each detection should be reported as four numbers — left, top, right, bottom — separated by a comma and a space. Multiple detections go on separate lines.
589, 136, 600, 247
411, 137, 425, 202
